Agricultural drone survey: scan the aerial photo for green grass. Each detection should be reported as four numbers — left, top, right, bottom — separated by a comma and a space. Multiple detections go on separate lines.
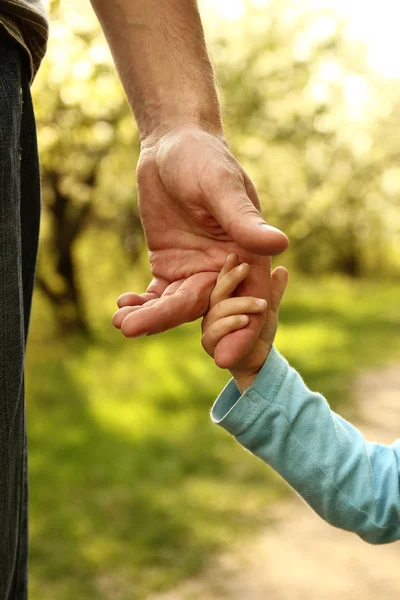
26, 275, 400, 599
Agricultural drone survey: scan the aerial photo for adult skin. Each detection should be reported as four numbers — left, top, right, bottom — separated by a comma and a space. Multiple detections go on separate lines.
89, 0, 288, 368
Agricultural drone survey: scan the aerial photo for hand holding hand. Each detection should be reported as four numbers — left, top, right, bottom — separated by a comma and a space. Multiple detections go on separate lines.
112, 126, 288, 368
201, 253, 288, 393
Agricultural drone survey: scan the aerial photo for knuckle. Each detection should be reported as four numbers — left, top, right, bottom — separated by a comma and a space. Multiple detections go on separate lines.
210, 321, 219, 337
201, 332, 213, 355
209, 289, 218, 308
201, 333, 207, 350
237, 298, 251, 313
216, 299, 228, 318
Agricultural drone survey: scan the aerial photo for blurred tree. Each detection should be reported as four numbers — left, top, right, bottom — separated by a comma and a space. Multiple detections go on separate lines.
33, 0, 142, 335
33, 0, 400, 335
210, 1, 400, 276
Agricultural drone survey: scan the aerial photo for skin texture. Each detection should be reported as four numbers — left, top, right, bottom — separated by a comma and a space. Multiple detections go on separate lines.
89, 1, 288, 368
201, 253, 288, 393
112, 127, 288, 367
89, 0, 223, 140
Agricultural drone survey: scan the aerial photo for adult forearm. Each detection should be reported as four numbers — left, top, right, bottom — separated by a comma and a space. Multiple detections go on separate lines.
89, 0, 222, 144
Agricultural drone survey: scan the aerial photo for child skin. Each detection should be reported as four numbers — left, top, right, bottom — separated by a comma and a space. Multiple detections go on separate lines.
201, 252, 288, 394
202, 254, 400, 544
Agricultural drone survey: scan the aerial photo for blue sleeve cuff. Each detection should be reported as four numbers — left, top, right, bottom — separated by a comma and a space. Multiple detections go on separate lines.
211, 345, 400, 545
211, 346, 290, 437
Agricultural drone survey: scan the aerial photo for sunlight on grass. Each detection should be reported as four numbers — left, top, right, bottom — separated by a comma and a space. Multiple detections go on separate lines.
26, 276, 400, 599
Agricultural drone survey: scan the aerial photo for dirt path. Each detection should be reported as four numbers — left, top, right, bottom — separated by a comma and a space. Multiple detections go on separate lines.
150, 363, 400, 600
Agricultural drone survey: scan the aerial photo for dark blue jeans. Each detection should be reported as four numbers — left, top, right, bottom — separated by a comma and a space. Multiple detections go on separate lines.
0, 26, 41, 599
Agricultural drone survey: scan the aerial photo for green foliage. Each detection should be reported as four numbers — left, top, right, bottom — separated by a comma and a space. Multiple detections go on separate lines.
32, 1, 400, 337
33, 1, 142, 332
26, 273, 400, 599
208, 1, 400, 276
27, 1, 400, 597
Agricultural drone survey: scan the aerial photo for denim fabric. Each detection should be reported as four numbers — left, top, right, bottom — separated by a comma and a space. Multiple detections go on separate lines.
0, 25, 41, 599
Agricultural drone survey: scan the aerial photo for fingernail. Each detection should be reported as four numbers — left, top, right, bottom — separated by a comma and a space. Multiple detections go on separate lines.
136, 332, 148, 338
255, 299, 267, 308
260, 223, 281, 232
276, 270, 286, 281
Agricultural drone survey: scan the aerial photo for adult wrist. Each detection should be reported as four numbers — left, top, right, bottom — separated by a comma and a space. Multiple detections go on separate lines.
139, 113, 224, 150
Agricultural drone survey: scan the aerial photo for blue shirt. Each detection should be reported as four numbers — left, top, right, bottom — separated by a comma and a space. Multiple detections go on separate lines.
211, 346, 400, 544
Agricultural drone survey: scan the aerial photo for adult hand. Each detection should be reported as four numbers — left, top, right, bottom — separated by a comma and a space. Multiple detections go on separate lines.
112, 126, 288, 369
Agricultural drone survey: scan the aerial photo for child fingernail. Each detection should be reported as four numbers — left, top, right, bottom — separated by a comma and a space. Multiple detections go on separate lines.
255, 299, 267, 307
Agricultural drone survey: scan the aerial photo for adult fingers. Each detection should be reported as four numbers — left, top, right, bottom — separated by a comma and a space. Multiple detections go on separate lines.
117, 292, 156, 309
115, 277, 184, 328
112, 305, 140, 329
117, 275, 174, 308
112, 298, 159, 329
119, 271, 217, 337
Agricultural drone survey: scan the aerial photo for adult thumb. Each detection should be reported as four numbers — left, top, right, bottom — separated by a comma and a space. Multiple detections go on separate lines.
210, 189, 289, 256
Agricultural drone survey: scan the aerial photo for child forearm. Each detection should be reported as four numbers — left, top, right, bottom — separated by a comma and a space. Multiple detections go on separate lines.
212, 347, 400, 544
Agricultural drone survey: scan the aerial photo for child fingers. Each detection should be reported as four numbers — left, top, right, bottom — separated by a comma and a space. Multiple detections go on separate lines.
209, 262, 250, 309
201, 314, 249, 356
270, 266, 289, 314
217, 253, 239, 283
202, 296, 267, 333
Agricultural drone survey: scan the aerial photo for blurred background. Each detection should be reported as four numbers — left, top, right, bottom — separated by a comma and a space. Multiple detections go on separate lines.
27, 0, 400, 598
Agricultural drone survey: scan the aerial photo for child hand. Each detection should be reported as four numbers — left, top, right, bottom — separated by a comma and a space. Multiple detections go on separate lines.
201, 253, 288, 393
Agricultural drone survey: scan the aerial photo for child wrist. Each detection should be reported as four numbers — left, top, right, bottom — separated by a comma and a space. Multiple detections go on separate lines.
232, 371, 261, 395
231, 349, 272, 394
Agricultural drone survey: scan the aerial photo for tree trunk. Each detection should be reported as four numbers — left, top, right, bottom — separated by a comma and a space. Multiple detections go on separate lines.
36, 171, 94, 338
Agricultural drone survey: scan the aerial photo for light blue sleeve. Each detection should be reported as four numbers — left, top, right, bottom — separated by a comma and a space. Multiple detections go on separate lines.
211, 346, 400, 544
